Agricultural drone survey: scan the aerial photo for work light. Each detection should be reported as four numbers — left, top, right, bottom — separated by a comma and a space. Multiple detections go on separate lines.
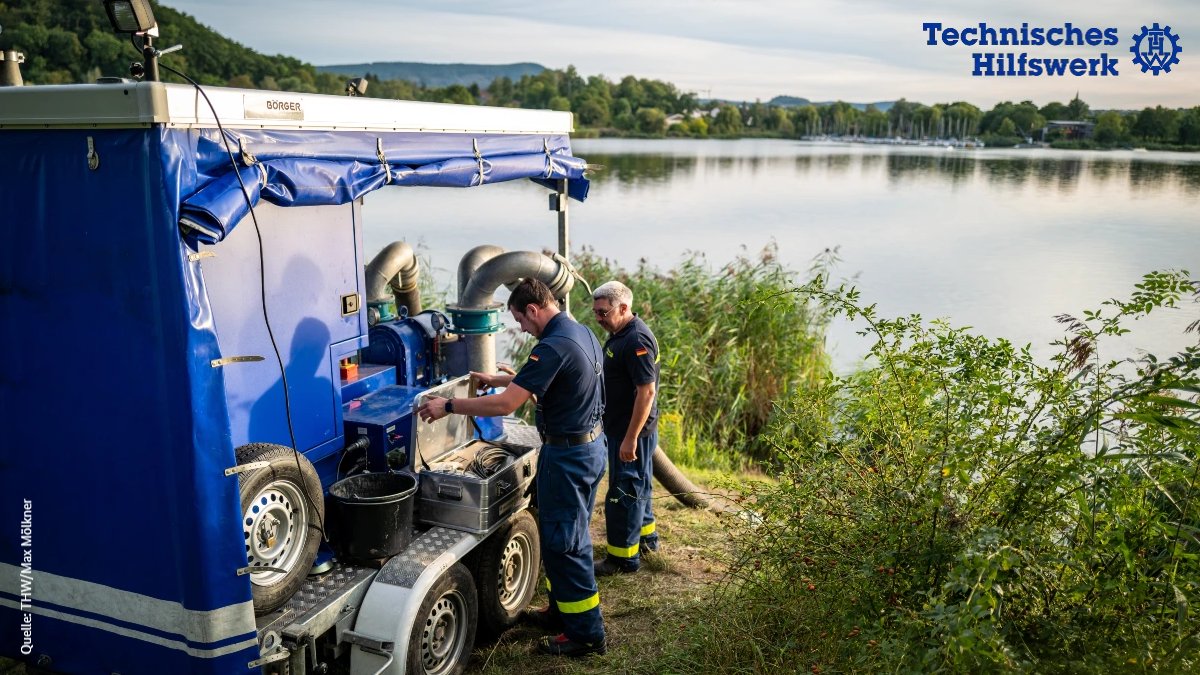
103, 0, 157, 34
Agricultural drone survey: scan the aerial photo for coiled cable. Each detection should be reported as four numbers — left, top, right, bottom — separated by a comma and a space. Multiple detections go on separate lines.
468, 447, 511, 477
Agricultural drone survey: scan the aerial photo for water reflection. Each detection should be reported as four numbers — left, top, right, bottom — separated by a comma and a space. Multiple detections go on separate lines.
367, 139, 1199, 373
588, 153, 696, 184
884, 154, 976, 186
580, 142, 1200, 197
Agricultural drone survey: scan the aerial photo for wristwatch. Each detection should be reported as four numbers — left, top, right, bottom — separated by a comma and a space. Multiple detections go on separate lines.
445, 398, 455, 414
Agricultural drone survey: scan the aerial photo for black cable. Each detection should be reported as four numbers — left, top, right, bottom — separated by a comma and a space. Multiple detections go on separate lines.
468, 413, 485, 439
153, 56, 328, 543
413, 426, 433, 473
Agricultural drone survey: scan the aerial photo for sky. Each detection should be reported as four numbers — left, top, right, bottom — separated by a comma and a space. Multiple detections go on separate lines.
164, 0, 1198, 109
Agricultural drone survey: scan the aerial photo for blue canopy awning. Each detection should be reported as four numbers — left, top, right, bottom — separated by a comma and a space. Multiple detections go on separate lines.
179, 129, 589, 244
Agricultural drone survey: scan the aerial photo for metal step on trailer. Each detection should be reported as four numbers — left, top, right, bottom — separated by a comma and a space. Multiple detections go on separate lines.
254, 562, 378, 669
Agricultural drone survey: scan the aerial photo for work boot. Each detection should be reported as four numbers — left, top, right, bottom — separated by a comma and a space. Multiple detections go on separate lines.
519, 606, 563, 632
593, 556, 638, 577
537, 632, 607, 657
640, 537, 661, 556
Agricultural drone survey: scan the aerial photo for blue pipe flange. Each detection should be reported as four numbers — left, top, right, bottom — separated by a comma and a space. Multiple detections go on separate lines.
447, 304, 503, 335
369, 299, 399, 325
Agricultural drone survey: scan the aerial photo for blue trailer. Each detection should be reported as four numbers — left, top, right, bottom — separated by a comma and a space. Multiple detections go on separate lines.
0, 81, 589, 674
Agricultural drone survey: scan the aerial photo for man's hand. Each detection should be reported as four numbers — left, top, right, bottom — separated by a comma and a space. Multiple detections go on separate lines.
620, 437, 638, 462
470, 369, 513, 390
417, 396, 449, 423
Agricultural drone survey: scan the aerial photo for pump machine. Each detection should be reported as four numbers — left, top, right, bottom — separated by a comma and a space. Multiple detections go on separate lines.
0, 77, 589, 675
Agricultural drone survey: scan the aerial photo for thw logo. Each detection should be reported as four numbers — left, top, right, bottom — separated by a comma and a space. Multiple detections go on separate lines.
1130, 23, 1182, 75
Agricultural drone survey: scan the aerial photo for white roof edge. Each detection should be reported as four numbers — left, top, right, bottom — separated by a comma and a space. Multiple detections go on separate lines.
0, 82, 575, 134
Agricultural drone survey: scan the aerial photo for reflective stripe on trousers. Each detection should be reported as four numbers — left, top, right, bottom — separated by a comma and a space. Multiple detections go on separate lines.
604, 430, 658, 562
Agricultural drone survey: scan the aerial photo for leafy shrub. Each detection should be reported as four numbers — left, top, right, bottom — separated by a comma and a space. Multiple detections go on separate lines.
666, 270, 1200, 673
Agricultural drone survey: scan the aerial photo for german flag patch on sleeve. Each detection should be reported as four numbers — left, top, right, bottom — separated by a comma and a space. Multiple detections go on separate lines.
635, 347, 649, 357
528, 353, 540, 362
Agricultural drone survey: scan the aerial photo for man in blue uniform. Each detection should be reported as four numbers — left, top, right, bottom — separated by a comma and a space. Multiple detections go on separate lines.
590, 281, 661, 576
416, 278, 607, 657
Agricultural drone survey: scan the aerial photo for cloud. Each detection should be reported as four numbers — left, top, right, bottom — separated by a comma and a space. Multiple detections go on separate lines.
164, 0, 1199, 108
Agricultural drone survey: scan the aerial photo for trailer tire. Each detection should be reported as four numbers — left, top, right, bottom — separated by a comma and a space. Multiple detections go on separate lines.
235, 443, 324, 615
474, 510, 540, 638
407, 562, 478, 675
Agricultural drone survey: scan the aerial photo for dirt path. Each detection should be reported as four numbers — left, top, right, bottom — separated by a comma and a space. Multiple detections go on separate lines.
468, 481, 731, 675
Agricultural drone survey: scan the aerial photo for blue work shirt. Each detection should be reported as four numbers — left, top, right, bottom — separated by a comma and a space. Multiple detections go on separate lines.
603, 315, 660, 438
512, 312, 605, 436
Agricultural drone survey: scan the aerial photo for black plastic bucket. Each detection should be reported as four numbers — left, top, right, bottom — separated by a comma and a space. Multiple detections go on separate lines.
328, 472, 418, 560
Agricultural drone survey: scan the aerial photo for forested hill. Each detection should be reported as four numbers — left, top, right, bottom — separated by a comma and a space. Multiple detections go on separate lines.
0, 0, 348, 91
770, 95, 895, 112
316, 62, 545, 88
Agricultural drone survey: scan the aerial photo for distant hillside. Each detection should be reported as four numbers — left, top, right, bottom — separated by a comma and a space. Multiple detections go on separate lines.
770, 95, 895, 112
317, 62, 545, 88
769, 95, 812, 107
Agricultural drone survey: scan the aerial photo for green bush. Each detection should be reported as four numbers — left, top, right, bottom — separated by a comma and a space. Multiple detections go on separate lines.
663, 270, 1200, 673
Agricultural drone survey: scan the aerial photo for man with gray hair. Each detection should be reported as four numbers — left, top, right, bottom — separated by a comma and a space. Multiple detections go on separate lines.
591, 280, 661, 575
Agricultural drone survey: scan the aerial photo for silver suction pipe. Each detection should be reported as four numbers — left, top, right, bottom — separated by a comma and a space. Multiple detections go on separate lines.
365, 241, 421, 320
455, 250, 575, 374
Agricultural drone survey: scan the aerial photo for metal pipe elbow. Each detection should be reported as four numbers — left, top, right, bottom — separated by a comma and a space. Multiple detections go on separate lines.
365, 241, 421, 314
457, 245, 506, 300
459, 250, 574, 309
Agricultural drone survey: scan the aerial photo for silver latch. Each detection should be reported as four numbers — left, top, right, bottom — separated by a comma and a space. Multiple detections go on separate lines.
86, 137, 100, 171
224, 460, 269, 477
210, 355, 265, 368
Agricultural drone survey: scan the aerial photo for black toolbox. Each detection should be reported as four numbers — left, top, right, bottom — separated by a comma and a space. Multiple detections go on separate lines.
409, 377, 539, 534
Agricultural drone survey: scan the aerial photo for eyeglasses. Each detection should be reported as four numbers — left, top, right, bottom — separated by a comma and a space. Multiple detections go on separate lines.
593, 307, 613, 318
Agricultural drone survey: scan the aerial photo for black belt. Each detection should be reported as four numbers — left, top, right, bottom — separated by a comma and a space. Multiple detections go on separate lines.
541, 423, 604, 447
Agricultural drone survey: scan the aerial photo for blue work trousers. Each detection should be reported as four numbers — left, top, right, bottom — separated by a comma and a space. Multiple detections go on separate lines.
536, 435, 607, 644
603, 430, 658, 566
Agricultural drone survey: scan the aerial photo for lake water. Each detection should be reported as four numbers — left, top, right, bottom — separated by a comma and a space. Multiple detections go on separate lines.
365, 139, 1200, 372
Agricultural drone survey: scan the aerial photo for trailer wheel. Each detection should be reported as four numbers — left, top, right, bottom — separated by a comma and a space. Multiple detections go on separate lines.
475, 510, 540, 637
235, 443, 324, 615
407, 562, 478, 675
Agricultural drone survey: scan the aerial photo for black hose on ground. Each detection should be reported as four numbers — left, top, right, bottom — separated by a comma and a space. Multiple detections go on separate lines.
652, 445, 738, 514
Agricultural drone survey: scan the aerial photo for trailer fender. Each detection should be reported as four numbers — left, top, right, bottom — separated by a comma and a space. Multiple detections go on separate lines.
349, 527, 482, 675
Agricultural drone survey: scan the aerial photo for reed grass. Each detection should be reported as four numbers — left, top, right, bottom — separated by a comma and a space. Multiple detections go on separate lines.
547, 243, 834, 471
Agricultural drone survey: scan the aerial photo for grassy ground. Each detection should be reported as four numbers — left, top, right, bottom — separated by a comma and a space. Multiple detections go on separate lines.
468, 476, 732, 675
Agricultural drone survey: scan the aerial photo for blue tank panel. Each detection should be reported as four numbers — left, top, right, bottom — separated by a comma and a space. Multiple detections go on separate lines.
343, 385, 424, 470
197, 200, 366, 454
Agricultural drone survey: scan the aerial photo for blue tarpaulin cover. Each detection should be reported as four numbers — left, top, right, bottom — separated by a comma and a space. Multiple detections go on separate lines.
179, 129, 589, 244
